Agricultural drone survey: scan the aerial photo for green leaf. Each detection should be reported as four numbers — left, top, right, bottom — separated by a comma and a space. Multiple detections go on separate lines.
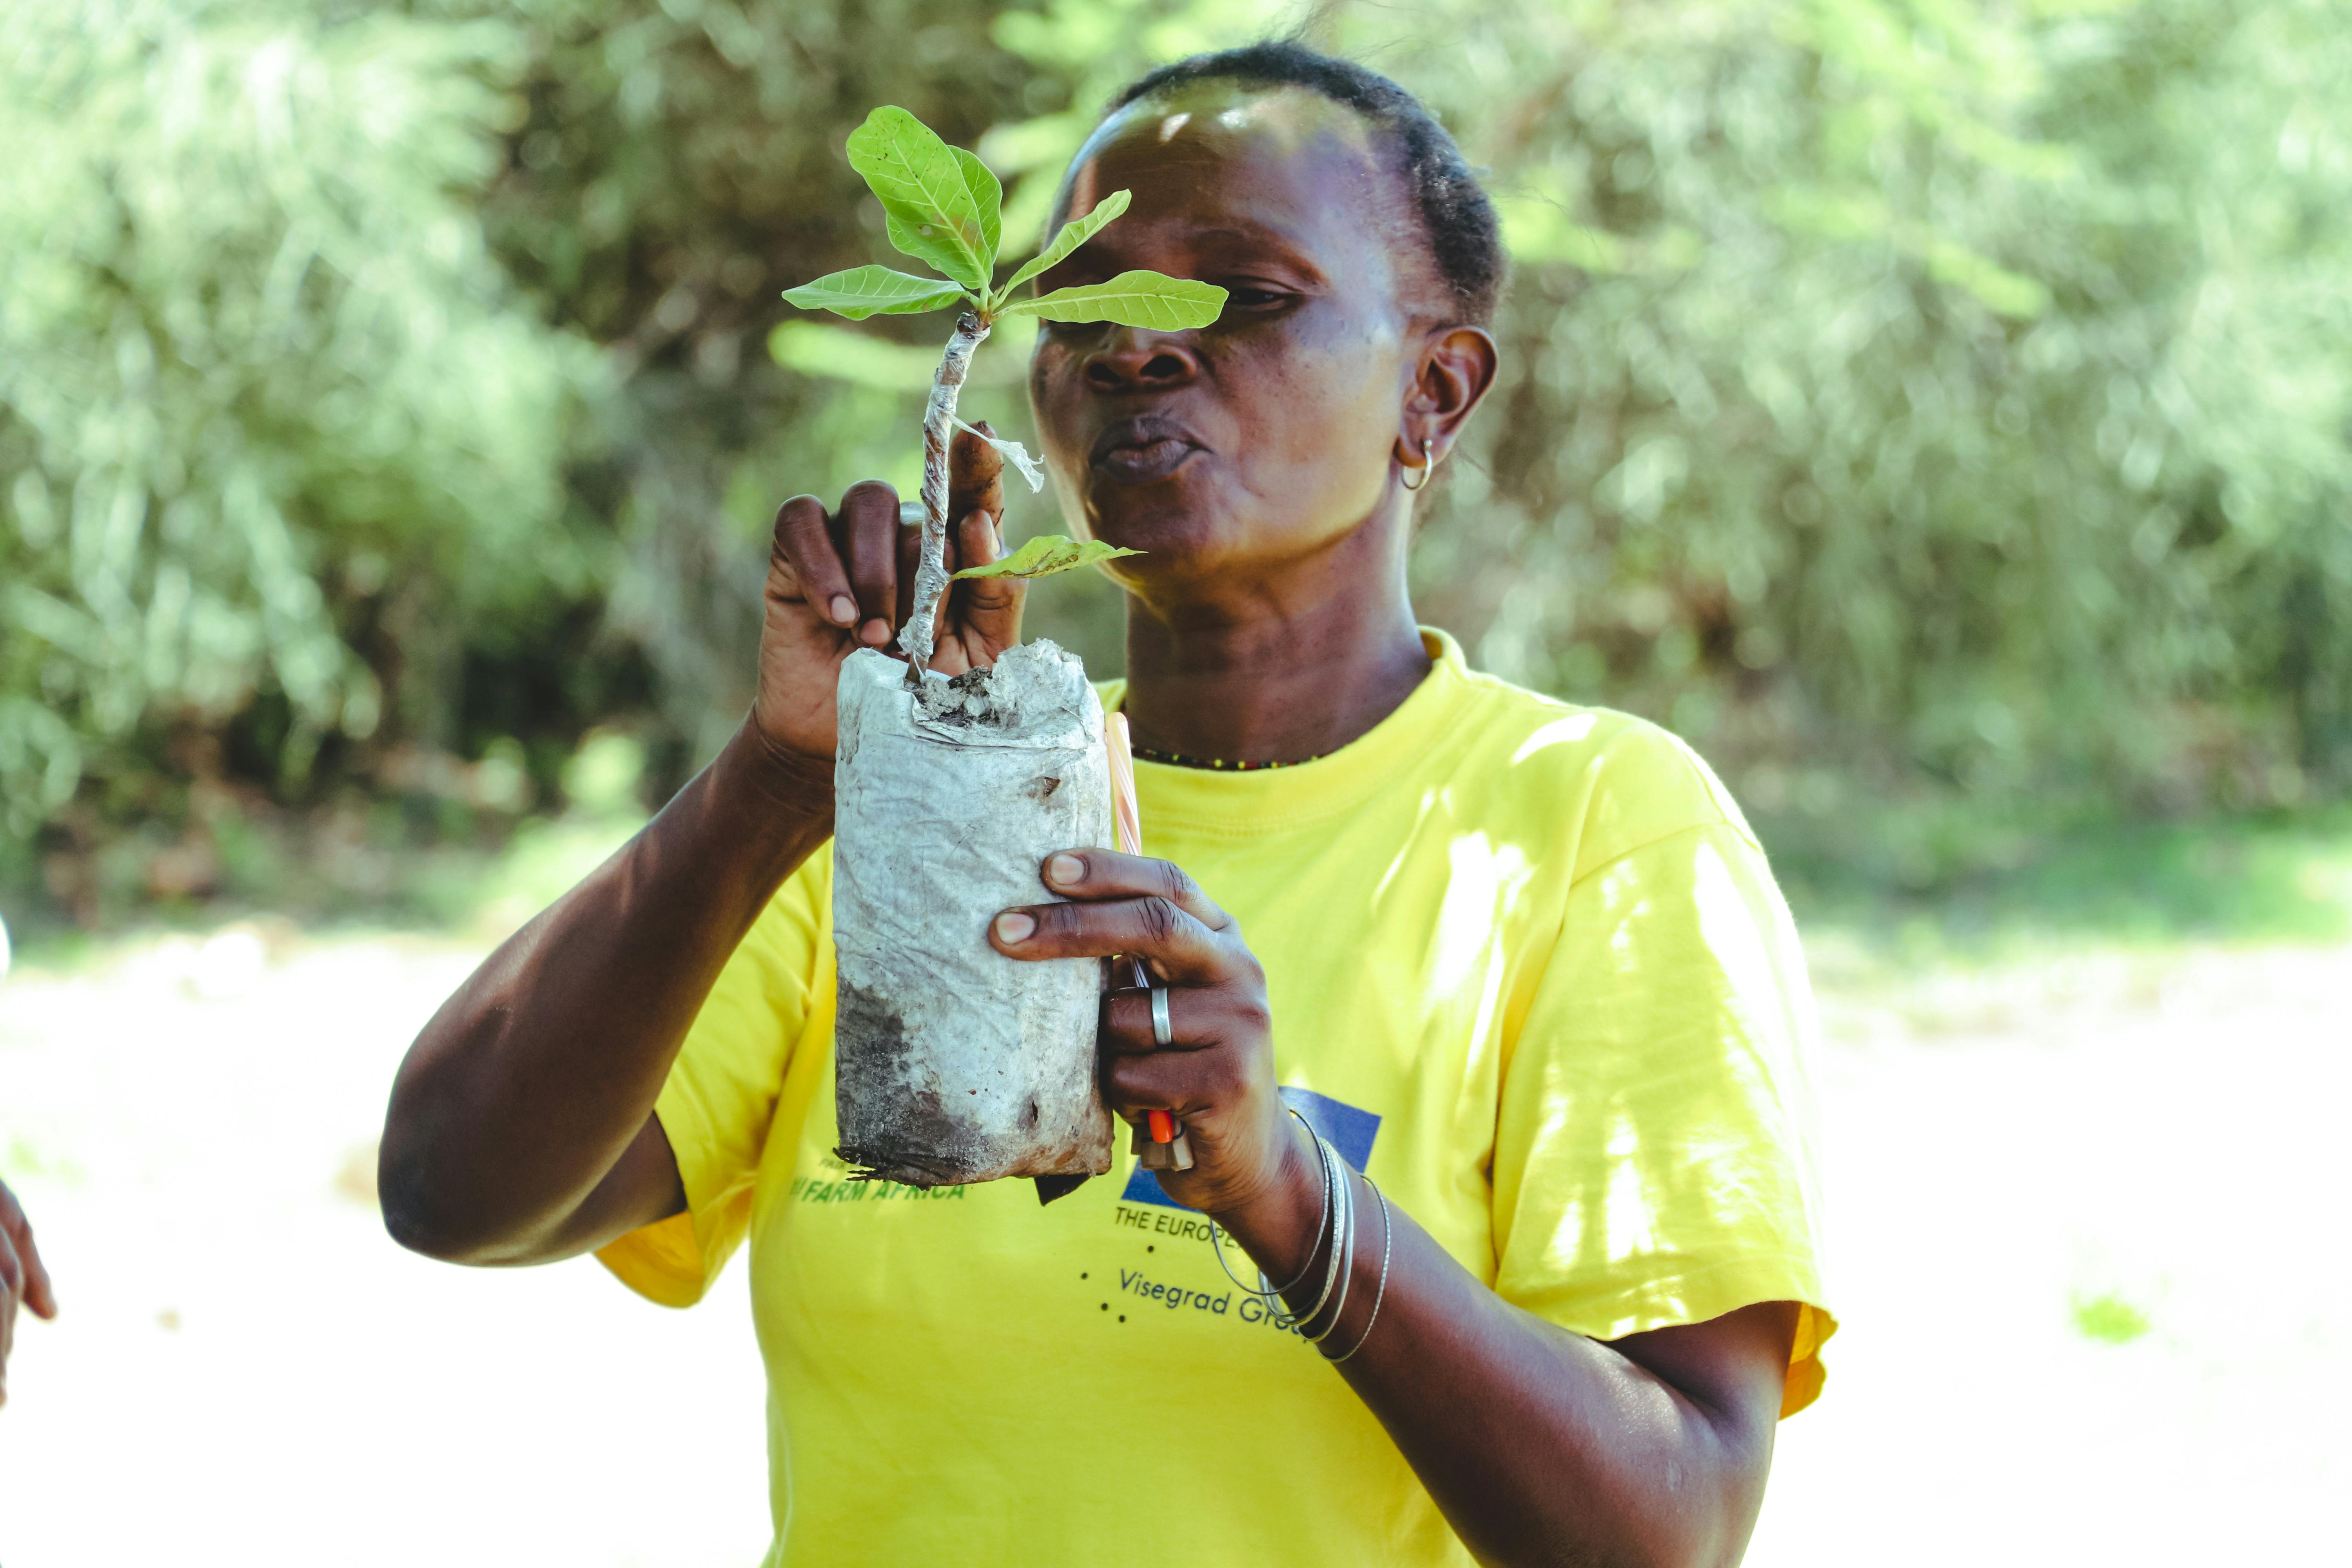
780, 265, 967, 320
952, 534, 1143, 581
995, 188, 1131, 307
846, 106, 996, 290
997, 270, 1227, 330
953, 147, 1003, 270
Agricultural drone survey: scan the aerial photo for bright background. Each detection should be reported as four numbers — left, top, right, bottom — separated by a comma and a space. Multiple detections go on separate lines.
3, 0, 2348, 1561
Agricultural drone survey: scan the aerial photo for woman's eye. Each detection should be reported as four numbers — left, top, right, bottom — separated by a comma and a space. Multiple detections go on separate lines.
1225, 286, 1287, 309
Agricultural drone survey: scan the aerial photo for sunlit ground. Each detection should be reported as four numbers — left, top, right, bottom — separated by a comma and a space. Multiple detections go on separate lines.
1, 859, 2346, 1562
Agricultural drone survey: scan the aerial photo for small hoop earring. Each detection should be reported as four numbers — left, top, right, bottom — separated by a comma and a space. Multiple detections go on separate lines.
1399, 437, 1436, 492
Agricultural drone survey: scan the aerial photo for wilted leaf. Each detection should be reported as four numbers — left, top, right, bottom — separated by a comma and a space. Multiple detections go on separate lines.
996, 188, 1132, 303
952, 417, 1045, 492
998, 270, 1227, 330
846, 106, 996, 290
781, 265, 967, 320
952, 534, 1142, 580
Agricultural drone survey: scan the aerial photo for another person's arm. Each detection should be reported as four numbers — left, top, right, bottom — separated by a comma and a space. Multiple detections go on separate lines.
0, 1175, 58, 1410
381, 441, 1017, 1266
994, 846, 1807, 1568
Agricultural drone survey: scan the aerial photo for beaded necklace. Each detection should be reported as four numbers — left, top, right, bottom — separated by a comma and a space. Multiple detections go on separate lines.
1128, 744, 1330, 771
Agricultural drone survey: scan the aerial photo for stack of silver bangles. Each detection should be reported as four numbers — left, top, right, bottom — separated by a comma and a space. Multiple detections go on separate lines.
1208, 1105, 1394, 1363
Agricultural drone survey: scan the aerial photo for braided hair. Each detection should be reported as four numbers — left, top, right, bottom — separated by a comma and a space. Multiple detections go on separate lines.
1105, 42, 1505, 325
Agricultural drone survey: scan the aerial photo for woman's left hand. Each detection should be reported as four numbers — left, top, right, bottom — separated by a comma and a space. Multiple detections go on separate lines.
989, 849, 1313, 1226
992, 849, 1798, 1568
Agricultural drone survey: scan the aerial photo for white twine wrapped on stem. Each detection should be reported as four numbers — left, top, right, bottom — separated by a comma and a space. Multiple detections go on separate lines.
896, 312, 989, 677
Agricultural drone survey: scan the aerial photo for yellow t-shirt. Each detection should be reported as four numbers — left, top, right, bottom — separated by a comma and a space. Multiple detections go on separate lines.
599, 628, 1834, 1567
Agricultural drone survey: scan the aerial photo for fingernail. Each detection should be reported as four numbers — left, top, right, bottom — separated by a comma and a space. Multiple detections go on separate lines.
829, 595, 856, 624
860, 618, 890, 646
995, 911, 1036, 944
1047, 853, 1086, 886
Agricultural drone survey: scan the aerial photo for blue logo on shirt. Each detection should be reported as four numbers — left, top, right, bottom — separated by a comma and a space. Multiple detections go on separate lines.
1117, 1085, 1380, 1210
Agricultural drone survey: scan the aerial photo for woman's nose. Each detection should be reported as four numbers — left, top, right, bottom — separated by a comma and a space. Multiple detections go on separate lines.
1083, 329, 1200, 392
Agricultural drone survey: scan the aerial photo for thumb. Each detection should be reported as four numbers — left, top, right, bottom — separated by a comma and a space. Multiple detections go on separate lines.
949, 420, 1007, 534
19, 1229, 54, 1321
950, 509, 1025, 653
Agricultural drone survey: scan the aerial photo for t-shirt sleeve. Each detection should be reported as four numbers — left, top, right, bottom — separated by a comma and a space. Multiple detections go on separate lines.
595, 854, 830, 1308
1492, 754, 1836, 1415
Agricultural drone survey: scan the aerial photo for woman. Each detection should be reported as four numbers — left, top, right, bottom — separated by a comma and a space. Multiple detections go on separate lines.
382, 43, 1833, 1568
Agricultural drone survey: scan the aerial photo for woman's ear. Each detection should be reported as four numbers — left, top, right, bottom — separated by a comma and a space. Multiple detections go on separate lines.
1396, 325, 1500, 467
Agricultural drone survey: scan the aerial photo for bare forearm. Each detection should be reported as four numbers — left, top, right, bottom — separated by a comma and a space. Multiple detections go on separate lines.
380, 721, 833, 1264
1220, 1152, 1788, 1568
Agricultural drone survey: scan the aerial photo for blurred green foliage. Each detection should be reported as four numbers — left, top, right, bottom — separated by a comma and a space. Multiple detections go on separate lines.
3, 0, 2348, 929
2071, 1290, 2153, 1345
1428, 0, 2352, 818
1768, 800, 2352, 952
0, 0, 608, 912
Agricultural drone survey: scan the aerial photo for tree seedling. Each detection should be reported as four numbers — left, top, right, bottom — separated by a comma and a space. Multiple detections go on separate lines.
783, 106, 1225, 673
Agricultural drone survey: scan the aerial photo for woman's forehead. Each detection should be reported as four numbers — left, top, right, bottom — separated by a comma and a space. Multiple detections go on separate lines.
1059, 82, 1393, 251
1086, 80, 1380, 167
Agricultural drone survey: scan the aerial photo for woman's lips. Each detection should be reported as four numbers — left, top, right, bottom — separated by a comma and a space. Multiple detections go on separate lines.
1089, 416, 1201, 482
1095, 438, 1196, 481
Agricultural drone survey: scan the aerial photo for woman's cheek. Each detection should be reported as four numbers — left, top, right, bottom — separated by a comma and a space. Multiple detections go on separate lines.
1027, 344, 1094, 512
1026, 346, 1076, 454
1237, 347, 1396, 513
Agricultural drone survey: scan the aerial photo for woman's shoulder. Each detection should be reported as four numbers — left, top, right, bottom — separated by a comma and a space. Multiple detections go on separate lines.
1438, 649, 1761, 881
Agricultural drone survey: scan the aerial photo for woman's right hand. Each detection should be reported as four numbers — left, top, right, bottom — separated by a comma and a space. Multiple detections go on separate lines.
383, 423, 1032, 1267
754, 423, 1024, 762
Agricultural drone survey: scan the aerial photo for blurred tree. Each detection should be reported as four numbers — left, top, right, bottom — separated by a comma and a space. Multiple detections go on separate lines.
0, 0, 602, 896
1391, 0, 2352, 816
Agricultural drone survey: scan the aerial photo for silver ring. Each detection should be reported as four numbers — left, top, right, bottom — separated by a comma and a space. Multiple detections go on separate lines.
1150, 985, 1173, 1047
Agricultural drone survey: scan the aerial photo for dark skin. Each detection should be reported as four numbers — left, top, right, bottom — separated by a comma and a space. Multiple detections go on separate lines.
383, 82, 1796, 1568
0, 1174, 59, 1410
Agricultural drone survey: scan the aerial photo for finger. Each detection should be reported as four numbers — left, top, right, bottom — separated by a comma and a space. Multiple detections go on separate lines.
951, 508, 1025, 650
1102, 1036, 1256, 1120
949, 419, 1006, 532
1100, 984, 1233, 1056
1038, 851, 1232, 931
895, 506, 927, 634
0, 1227, 18, 1387
13, 1219, 54, 1321
898, 509, 1016, 642
837, 479, 901, 648
773, 495, 857, 628
991, 894, 1225, 982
